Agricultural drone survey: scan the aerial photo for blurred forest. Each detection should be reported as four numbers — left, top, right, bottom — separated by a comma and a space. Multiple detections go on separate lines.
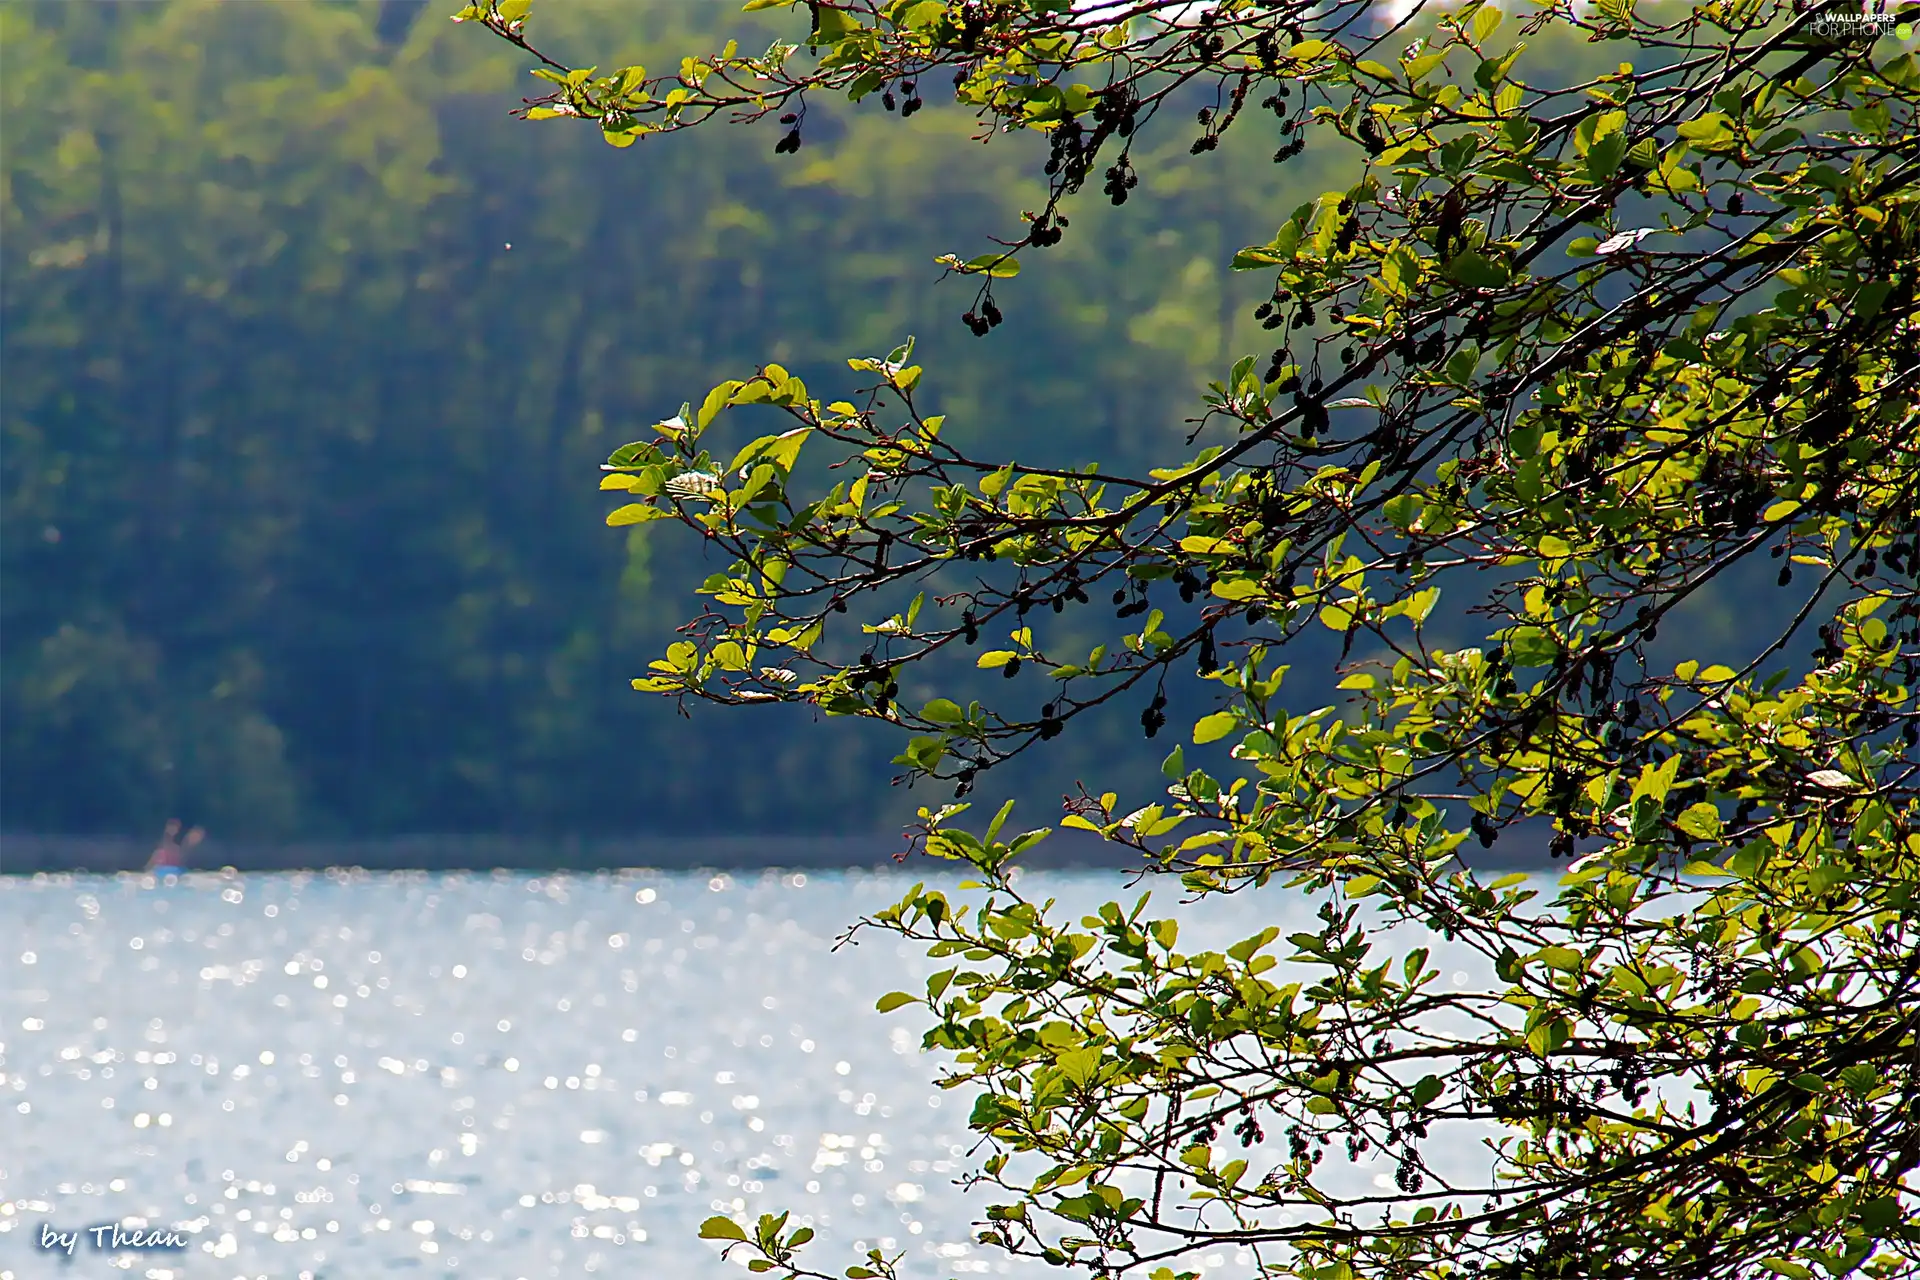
0, 0, 1308, 839
1, 0, 1754, 841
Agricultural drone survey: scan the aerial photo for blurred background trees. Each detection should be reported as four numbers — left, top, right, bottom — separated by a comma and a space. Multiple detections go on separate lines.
0, 0, 1314, 838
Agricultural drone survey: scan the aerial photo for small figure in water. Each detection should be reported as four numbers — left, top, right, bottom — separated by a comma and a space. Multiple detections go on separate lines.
148, 819, 203, 876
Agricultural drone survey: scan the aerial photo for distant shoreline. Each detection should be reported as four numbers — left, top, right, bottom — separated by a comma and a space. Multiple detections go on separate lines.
0, 829, 1554, 874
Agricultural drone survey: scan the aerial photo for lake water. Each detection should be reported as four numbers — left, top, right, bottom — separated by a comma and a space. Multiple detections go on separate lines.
0, 868, 1494, 1280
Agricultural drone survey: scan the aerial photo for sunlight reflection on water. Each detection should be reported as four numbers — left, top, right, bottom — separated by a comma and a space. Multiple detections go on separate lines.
0, 868, 1495, 1279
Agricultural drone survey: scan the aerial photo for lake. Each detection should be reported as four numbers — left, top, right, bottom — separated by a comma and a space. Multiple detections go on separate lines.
0, 868, 1494, 1280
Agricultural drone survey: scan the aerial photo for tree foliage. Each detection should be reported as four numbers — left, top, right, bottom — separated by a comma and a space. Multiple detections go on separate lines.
471, 0, 1920, 1276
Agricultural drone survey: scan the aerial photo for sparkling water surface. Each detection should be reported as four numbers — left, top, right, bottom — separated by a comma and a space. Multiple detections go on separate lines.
0, 868, 1492, 1280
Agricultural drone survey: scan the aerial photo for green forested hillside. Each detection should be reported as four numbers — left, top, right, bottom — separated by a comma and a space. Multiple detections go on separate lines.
0, 0, 1345, 838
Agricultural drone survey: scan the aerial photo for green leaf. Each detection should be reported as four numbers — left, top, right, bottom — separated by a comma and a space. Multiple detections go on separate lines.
1505, 627, 1558, 666
1676, 112, 1733, 145
1058, 1047, 1102, 1086
1446, 343, 1482, 383
1383, 493, 1423, 528
1535, 946, 1583, 972
1676, 802, 1722, 840
986, 798, 1017, 843
1372, 249, 1411, 303
922, 698, 966, 724
700, 1216, 747, 1241
1471, 2, 1503, 44
1192, 712, 1239, 745
1526, 1015, 1571, 1055
1449, 251, 1509, 288
1586, 130, 1628, 181
898, 735, 945, 771
875, 991, 917, 1013
606, 442, 655, 470
1630, 755, 1680, 806
730, 379, 774, 406
605, 503, 665, 526
1397, 585, 1441, 625
951, 253, 1021, 278
1857, 1196, 1901, 1231
810, 6, 860, 41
